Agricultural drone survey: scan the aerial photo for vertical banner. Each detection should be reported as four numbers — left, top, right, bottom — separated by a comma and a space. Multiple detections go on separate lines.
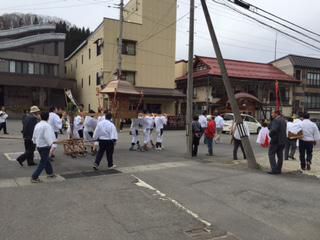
275, 80, 280, 111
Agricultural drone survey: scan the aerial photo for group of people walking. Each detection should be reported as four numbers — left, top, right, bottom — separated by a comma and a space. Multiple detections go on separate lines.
191, 111, 225, 157
129, 113, 168, 152
15, 104, 119, 182
264, 111, 320, 174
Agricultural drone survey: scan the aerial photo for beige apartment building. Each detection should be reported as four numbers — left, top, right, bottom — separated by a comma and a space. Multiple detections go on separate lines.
65, 0, 184, 114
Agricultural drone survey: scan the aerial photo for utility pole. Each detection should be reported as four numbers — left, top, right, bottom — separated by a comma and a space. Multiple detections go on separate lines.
186, 0, 195, 156
117, 0, 124, 79
200, 0, 258, 169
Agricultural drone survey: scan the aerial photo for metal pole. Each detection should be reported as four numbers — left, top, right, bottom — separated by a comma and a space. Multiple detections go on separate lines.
200, 0, 258, 169
186, 0, 195, 156
117, 0, 124, 79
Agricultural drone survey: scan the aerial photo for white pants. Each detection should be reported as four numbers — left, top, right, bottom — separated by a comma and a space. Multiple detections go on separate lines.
131, 128, 139, 144
143, 129, 151, 144
156, 128, 164, 143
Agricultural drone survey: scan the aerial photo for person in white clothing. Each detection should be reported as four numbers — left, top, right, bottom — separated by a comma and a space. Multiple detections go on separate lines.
256, 121, 270, 148
93, 112, 118, 170
214, 113, 224, 143
285, 117, 302, 160
73, 114, 84, 138
48, 106, 62, 159
0, 106, 9, 134
155, 113, 167, 150
142, 114, 155, 151
129, 114, 143, 151
231, 119, 250, 160
198, 110, 208, 143
84, 110, 98, 153
299, 113, 320, 171
31, 112, 56, 183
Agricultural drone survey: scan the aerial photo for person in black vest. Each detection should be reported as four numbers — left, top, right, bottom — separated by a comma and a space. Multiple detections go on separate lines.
16, 106, 41, 166
268, 110, 287, 174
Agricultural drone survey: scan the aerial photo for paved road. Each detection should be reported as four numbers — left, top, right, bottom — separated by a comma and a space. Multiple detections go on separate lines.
1, 120, 320, 240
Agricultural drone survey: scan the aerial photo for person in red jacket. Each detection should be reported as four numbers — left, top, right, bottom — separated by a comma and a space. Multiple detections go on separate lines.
205, 115, 216, 156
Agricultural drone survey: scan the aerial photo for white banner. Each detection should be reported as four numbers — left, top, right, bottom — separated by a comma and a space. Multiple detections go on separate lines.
65, 89, 78, 106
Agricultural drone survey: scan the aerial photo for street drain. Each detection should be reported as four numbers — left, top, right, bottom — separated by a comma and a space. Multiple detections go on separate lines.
61, 169, 121, 179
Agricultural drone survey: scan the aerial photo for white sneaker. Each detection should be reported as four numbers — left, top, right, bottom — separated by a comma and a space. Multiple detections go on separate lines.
109, 164, 117, 169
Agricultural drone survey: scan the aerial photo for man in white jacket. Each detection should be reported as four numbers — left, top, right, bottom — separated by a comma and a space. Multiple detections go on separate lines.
31, 112, 56, 183
48, 106, 62, 159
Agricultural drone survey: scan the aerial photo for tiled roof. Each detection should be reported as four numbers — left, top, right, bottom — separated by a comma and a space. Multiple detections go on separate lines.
288, 55, 320, 69
176, 56, 298, 83
135, 87, 185, 98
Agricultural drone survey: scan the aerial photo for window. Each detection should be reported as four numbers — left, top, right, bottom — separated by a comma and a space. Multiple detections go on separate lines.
193, 87, 197, 98
81, 78, 83, 88
22, 62, 28, 74
307, 71, 320, 87
53, 65, 58, 76
16, 61, 22, 73
280, 87, 289, 103
88, 75, 91, 86
9, 61, 15, 73
95, 38, 103, 56
40, 64, 45, 75
194, 63, 208, 72
122, 40, 136, 55
28, 63, 34, 74
54, 42, 59, 56
81, 55, 84, 64
96, 72, 102, 86
64, 66, 67, 74
305, 94, 320, 109
89, 48, 91, 59
295, 70, 301, 80
122, 71, 135, 85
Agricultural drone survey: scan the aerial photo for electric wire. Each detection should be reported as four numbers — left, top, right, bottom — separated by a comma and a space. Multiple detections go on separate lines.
211, 0, 320, 52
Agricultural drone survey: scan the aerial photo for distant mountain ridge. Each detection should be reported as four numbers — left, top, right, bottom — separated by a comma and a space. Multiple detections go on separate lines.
0, 13, 71, 30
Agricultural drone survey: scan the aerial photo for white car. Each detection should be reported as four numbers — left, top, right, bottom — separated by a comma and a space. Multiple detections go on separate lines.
223, 113, 262, 134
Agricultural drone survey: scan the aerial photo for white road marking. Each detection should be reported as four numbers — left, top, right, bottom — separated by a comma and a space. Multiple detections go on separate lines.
132, 175, 212, 227
4, 151, 40, 161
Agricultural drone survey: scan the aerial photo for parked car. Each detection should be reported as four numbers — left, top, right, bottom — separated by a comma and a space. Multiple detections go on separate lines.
223, 113, 262, 134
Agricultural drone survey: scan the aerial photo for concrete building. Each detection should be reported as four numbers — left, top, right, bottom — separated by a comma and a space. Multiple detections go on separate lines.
272, 55, 320, 118
0, 24, 75, 112
175, 56, 299, 120
65, 0, 184, 114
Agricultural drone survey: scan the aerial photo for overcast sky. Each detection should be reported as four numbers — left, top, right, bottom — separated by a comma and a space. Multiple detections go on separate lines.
1, 0, 320, 63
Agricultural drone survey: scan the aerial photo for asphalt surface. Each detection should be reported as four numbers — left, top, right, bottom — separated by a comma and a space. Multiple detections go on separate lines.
1, 120, 320, 240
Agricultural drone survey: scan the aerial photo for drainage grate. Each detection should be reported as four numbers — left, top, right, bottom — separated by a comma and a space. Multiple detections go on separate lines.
61, 169, 121, 179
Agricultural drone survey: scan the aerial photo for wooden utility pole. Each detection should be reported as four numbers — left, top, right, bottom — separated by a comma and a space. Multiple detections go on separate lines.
186, 0, 195, 156
117, 0, 124, 79
200, 0, 258, 169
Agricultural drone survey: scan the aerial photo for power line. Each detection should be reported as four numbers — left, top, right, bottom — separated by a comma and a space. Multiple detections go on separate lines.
224, 0, 320, 45
226, 0, 320, 38
211, 0, 320, 52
